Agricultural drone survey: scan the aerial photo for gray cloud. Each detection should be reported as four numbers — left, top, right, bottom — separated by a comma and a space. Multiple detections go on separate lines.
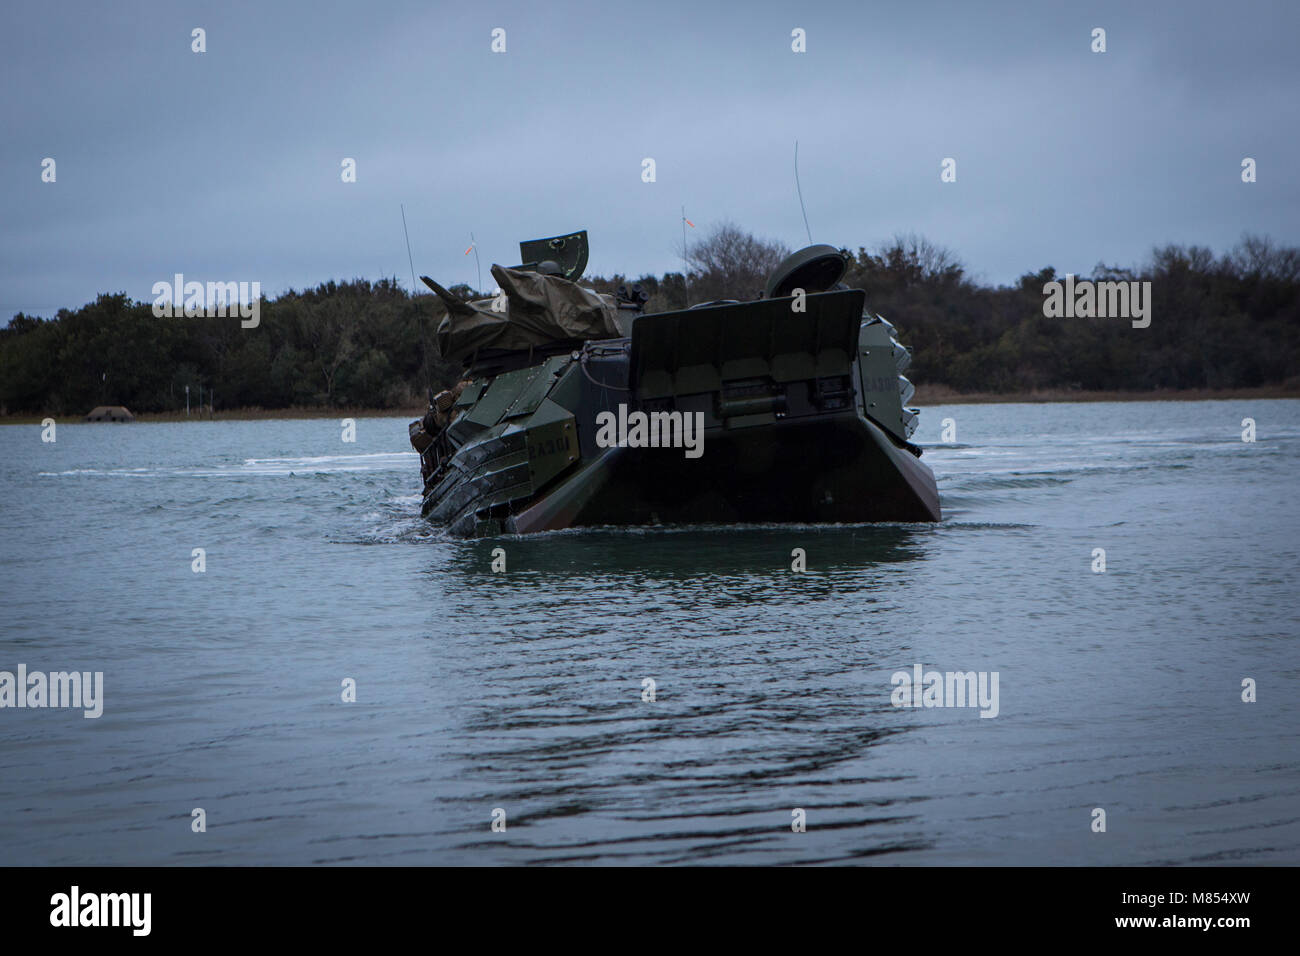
2, 0, 1297, 316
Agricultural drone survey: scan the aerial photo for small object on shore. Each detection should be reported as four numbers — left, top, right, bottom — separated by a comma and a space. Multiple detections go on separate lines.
84, 405, 135, 423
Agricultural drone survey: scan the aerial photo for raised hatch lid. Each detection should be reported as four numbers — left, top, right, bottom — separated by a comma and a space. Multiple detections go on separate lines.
516, 230, 589, 282
765, 244, 851, 299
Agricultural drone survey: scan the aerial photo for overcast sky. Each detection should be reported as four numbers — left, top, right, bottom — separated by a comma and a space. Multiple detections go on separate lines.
2, 0, 1297, 317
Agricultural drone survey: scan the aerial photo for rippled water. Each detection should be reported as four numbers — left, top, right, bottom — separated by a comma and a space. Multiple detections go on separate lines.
1, 400, 1297, 865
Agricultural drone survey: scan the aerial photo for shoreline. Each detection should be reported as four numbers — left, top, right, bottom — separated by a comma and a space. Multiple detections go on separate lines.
911, 384, 1300, 405
0, 406, 428, 425
2, 386, 1297, 425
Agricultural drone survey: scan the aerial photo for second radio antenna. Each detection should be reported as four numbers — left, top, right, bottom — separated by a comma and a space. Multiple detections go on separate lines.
401, 204, 418, 295
795, 141, 813, 244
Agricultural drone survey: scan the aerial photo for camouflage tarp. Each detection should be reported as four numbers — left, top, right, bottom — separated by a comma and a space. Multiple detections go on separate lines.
424, 263, 621, 362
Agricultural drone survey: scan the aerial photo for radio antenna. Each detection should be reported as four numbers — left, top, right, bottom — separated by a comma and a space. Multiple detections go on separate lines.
795, 141, 813, 244
469, 233, 482, 294
401, 204, 418, 295
681, 206, 688, 298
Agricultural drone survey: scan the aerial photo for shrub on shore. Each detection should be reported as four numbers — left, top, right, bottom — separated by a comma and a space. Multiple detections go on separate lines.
2, 233, 1296, 416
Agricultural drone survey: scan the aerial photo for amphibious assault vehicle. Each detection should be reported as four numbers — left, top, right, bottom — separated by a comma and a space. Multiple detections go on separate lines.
409, 230, 941, 536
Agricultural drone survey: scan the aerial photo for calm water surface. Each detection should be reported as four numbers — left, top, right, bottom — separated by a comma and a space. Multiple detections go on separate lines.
1, 400, 1298, 865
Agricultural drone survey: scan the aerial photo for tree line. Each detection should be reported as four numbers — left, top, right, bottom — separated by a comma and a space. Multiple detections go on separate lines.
2, 228, 1297, 415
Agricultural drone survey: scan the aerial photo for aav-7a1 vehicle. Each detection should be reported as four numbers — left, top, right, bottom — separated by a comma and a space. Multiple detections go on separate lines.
409, 230, 940, 536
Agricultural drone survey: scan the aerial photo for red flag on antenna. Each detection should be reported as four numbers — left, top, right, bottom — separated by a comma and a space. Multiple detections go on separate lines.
464, 244, 474, 255
684, 219, 695, 228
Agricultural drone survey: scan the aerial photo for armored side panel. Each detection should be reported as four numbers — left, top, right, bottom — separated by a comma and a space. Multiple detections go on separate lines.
420, 354, 582, 534
857, 317, 919, 443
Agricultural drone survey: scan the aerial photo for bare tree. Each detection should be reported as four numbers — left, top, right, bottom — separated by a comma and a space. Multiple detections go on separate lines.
1227, 234, 1300, 282
683, 222, 790, 302
309, 295, 360, 403
879, 233, 965, 283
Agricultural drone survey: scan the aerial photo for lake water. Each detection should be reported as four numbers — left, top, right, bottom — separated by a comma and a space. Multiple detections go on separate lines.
1, 400, 1297, 865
